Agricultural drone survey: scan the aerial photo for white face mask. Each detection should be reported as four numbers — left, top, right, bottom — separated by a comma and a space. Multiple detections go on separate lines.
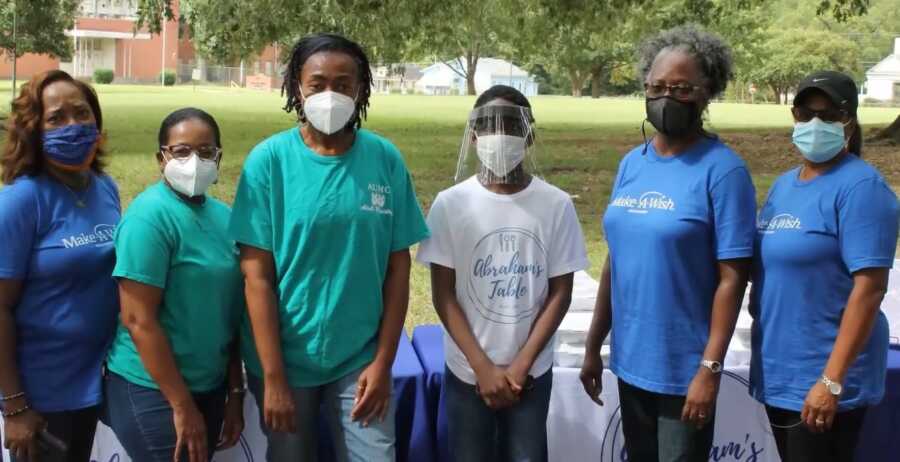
476, 134, 527, 177
301, 90, 357, 135
163, 153, 219, 197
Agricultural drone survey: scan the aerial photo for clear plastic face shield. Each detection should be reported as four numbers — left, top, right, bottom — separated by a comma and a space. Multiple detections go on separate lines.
455, 103, 539, 185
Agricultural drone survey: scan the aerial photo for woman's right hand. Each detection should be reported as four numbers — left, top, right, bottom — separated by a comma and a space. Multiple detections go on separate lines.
3, 408, 45, 462
263, 376, 296, 433
173, 401, 208, 462
580, 355, 605, 406
474, 363, 519, 410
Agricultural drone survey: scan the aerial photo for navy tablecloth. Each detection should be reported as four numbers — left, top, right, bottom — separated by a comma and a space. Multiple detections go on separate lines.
316, 330, 435, 462
410, 325, 449, 462
855, 345, 900, 461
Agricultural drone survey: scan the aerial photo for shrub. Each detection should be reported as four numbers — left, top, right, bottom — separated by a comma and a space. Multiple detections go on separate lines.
93, 69, 114, 84
160, 69, 176, 86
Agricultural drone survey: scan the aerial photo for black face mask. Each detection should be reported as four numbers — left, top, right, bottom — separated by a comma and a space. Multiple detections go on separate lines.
645, 96, 701, 138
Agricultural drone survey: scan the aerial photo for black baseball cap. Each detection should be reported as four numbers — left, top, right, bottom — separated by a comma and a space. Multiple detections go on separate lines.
793, 71, 858, 116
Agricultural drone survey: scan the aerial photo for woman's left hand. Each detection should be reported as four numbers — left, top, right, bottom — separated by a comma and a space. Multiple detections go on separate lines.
218, 393, 245, 449
351, 361, 392, 427
681, 369, 720, 428
802, 382, 838, 433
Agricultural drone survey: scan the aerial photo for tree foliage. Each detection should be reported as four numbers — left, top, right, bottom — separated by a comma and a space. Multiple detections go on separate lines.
0, 0, 79, 59
748, 28, 860, 104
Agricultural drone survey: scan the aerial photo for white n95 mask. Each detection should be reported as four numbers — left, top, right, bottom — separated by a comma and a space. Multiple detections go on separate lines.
164, 154, 219, 197
476, 134, 527, 177
301, 90, 357, 135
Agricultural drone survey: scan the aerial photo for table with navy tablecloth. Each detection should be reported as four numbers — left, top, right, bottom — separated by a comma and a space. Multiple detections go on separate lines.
411, 324, 900, 462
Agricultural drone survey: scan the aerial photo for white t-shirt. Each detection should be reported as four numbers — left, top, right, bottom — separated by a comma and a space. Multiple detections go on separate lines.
416, 176, 590, 384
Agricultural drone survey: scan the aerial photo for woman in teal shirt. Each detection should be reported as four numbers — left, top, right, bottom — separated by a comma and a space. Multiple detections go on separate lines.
230, 33, 429, 462
103, 108, 245, 462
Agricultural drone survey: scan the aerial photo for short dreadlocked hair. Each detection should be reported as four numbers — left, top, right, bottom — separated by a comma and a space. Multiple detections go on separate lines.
281, 33, 373, 130
637, 25, 734, 99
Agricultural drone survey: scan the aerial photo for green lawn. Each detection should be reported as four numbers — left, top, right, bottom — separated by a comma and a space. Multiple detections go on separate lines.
3, 85, 898, 329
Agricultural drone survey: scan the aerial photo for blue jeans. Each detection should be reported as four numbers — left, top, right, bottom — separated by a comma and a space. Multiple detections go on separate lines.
247, 367, 395, 462
102, 372, 226, 462
617, 379, 715, 462
444, 367, 552, 462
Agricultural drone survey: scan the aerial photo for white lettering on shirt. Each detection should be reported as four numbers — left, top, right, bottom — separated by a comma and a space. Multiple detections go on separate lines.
757, 213, 802, 234
610, 191, 676, 214
62, 224, 115, 249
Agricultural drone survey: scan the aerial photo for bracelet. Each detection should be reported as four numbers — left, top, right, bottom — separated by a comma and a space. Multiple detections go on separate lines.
228, 387, 246, 396
1, 403, 30, 418
0, 391, 25, 402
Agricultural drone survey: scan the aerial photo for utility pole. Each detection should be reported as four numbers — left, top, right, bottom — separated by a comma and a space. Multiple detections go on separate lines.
11, 0, 17, 95
160, 17, 166, 86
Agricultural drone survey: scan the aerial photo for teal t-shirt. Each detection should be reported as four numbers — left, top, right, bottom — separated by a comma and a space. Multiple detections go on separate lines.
229, 128, 429, 387
107, 182, 245, 392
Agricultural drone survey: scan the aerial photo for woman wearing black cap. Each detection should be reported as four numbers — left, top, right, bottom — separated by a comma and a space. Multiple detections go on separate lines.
749, 70, 899, 461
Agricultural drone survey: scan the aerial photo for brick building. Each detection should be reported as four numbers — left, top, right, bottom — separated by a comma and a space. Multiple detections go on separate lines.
0, 0, 282, 87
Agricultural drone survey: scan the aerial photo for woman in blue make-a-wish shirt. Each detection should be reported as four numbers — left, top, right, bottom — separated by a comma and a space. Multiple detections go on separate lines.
0, 70, 120, 462
581, 25, 757, 461
749, 71, 899, 462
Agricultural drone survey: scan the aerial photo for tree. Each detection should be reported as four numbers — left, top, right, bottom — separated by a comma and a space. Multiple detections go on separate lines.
136, 0, 418, 65
406, 0, 534, 95
0, 0, 79, 60
748, 28, 860, 104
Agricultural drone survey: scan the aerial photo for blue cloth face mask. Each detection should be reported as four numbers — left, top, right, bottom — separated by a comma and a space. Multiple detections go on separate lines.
43, 123, 99, 167
792, 117, 846, 163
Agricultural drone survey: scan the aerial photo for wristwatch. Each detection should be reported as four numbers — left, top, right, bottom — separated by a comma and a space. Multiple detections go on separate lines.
821, 375, 843, 396
700, 359, 722, 374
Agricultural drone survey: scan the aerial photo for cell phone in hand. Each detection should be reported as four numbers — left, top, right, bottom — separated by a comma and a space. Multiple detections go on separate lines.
36, 429, 68, 461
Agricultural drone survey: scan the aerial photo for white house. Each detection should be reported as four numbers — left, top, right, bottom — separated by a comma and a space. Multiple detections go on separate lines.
863, 37, 900, 102
415, 57, 539, 96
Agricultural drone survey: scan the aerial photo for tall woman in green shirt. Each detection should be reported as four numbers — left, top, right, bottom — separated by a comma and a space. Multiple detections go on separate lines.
103, 108, 246, 462
230, 34, 429, 462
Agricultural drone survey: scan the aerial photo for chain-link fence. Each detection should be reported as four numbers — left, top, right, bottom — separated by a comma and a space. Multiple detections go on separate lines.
176, 63, 285, 89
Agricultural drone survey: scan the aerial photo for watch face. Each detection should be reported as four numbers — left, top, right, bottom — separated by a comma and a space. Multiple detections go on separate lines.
829, 382, 843, 395
711, 362, 722, 373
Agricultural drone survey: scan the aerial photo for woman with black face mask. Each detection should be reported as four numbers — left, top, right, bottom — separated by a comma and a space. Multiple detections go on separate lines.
581, 25, 757, 461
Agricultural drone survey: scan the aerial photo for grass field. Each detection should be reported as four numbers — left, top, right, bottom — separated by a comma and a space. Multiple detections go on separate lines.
2, 84, 898, 329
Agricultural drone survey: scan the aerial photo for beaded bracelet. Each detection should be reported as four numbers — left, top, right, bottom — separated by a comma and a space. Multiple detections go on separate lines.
1, 403, 31, 418
0, 391, 25, 402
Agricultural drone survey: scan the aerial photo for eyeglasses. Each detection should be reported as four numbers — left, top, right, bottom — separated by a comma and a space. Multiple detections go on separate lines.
644, 82, 704, 100
160, 144, 221, 161
792, 106, 849, 124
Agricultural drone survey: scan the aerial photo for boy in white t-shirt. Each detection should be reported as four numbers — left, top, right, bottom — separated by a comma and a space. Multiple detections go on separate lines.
416, 85, 590, 461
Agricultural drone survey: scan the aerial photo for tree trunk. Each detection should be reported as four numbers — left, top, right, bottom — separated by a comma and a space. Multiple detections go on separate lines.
570, 68, 586, 97
871, 114, 900, 144
466, 51, 478, 96
590, 66, 603, 98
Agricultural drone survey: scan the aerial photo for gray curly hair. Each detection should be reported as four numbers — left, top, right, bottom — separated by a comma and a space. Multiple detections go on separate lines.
637, 25, 734, 98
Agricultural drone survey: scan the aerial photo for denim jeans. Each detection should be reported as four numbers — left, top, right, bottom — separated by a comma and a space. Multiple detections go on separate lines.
246, 366, 395, 462
8, 406, 99, 462
444, 367, 553, 462
617, 379, 715, 462
766, 405, 867, 462
102, 372, 226, 462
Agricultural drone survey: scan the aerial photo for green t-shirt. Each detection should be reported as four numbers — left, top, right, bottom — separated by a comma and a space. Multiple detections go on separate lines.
229, 128, 429, 387
107, 182, 244, 392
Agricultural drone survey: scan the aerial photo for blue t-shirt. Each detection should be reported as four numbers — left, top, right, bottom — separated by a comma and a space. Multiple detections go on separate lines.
603, 137, 757, 395
750, 154, 899, 412
0, 173, 121, 412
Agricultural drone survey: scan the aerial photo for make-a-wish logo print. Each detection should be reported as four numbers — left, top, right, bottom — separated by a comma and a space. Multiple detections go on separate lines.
467, 227, 548, 324
361, 183, 393, 216
62, 223, 115, 249
609, 191, 676, 214
757, 213, 801, 234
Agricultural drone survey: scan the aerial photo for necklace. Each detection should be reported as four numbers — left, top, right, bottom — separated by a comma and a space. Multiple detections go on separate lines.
60, 178, 91, 208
